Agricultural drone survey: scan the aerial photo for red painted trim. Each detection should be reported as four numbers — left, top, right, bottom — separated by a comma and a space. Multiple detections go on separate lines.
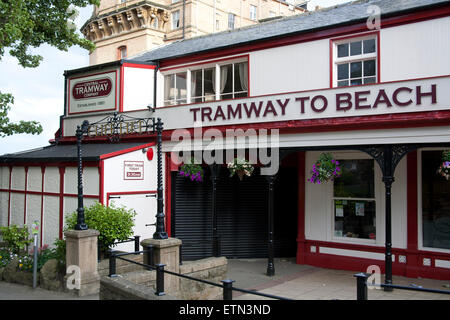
406, 151, 419, 278
68, 70, 118, 115
7, 166, 12, 226
99, 142, 156, 160
0, 162, 99, 168
23, 167, 28, 225
122, 63, 156, 69
106, 190, 157, 206
59, 166, 66, 239
296, 152, 306, 264
302, 239, 450, 280
0, 188, 99, 199
159, 5, 450, 69
160, 54, 249, 72
120, 65, 124, 113
329, 31, 380, 88
165, 153, 172, 237
99, 160, 104, 205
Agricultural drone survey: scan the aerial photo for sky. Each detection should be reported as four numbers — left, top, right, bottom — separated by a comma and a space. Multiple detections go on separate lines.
0, 0, 349, 155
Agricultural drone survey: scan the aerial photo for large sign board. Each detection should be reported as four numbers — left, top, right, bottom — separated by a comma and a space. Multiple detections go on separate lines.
68, 70, 117, 115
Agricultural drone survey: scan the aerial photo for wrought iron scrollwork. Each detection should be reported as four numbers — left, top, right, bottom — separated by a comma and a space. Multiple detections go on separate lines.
82, 112, 156, 142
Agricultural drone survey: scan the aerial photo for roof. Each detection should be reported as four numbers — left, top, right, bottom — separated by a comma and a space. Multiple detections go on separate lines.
0, 142, 149, 164
131, 0, 449, 63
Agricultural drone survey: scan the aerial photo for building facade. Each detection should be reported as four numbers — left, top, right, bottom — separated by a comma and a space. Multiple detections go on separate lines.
82, 0, 306, 65
1, 0, 450, 280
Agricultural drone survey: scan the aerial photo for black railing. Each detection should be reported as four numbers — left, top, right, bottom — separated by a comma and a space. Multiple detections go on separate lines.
98, 235, 140, 261
354, 272, 450, 300
108, 249, 292, 300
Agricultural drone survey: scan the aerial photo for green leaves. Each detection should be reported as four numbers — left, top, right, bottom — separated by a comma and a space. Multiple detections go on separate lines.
65, 202, 137, 249
0, 0, 99, 138
0, 224, 32, 254
0, 91, 43, 137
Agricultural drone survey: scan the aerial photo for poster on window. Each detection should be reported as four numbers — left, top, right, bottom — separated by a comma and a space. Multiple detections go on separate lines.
355, 202, 365, 216
335, 204, 344, 217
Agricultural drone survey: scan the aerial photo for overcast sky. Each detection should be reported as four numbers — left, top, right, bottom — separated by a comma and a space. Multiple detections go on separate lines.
0, 0, 350, 155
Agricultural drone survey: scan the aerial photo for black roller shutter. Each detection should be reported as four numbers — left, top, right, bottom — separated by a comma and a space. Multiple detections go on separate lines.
172, 166, 298, 261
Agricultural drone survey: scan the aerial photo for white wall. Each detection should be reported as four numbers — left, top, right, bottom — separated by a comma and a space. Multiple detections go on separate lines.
381, 16, 450, 82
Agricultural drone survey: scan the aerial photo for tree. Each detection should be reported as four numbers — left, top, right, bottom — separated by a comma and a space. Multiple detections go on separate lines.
0, 0, 99, 137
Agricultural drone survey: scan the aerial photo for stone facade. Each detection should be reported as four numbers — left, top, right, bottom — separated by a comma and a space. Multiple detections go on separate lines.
82, 0, 306, 65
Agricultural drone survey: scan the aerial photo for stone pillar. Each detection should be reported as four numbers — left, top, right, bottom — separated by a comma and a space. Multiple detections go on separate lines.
141, 238, 182, 293
65, 229, 101, 296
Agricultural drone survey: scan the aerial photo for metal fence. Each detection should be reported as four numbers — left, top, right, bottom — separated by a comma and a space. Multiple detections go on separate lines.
108, 248, 293, 300
354, 272, 450, 300
98, 235, 141, 261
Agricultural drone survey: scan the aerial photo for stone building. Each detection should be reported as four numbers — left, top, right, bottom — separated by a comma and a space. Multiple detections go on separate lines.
82, 0, 307, 65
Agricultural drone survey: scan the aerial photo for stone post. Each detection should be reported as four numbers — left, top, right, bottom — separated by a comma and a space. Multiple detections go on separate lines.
141, 238, 182, 293
65, 229, 101, 296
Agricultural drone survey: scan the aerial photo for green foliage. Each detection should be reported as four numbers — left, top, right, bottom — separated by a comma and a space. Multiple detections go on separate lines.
0, 91, 43, 137
0, 0, 99, 137
52, 239, 66, 272
65, 202, 136, 250
0, 224, 32, 254
0, 249, 15, 267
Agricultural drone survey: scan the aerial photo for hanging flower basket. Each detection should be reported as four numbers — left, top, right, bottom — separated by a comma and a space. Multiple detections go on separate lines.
437, 150, 450, 181
228, 158, 254, 181
308, 153, 341, 184
179, 158, 204, 182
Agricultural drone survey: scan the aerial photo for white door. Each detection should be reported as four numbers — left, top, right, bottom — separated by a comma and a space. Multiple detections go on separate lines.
108, 192, 157, 252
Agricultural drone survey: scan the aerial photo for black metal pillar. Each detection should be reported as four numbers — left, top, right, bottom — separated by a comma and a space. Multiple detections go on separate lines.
153, 118, 168, 239
210, 164, 221, 257
266, 174, 276, 276
382, 145, 394, 291
75, 121, 89, 231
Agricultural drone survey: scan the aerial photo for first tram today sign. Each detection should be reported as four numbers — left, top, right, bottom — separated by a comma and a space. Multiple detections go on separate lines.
68, 71, 117, 115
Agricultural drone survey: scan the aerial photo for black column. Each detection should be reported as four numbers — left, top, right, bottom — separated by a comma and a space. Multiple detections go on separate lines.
210, 164, 221, 257
266, 174, 276, 276
75, 123, 88, 231
382, 145, 394, 291
153, 118, 168, 239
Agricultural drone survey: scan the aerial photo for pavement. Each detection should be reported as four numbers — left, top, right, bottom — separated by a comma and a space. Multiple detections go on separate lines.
0, 257, 449, 300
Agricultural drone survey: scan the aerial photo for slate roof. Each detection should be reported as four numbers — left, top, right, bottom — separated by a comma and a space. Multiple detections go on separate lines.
0, 143, 148, 164
131, 0, 449, 63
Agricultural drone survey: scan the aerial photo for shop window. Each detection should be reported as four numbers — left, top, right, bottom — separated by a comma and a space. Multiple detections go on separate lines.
422, 151, 450, 250
332, 34, 378, 87
172, 10, 180, 29
164, 72, 187, 105
219, 62, 248, 100
333, 159, 376, 240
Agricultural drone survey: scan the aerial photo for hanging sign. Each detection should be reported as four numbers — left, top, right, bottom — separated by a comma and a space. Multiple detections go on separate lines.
68, 70, 117, 115
124, 161, 144, 180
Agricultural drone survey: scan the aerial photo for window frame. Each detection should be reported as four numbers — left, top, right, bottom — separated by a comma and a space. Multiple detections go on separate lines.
117, 45, 127, 60
163, 72, 187, 106
172, 10, 180, 30
161, 56, 249, 106
330, 31, 380, 88
250, 5, 257, 21
317, 151, 383, 246
228, 13, 235, 30
417, 148, 450, 253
